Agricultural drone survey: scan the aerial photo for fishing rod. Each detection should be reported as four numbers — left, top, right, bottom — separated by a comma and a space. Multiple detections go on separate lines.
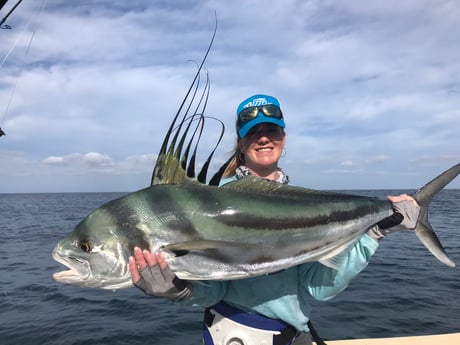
0, 0, 8, 10
1, 0, 47, 137
0, 0, 24, 29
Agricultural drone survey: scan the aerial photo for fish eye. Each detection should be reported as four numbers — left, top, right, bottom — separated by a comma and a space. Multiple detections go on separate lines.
79, 240, 92, 252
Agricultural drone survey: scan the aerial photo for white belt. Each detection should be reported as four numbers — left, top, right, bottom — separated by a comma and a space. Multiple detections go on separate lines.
206, 308, 281, 345
203, 302, 300, 345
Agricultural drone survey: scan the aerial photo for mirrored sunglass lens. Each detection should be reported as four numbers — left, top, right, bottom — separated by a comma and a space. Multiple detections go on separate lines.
261, 105, 282, 118
239, 107, 259, 122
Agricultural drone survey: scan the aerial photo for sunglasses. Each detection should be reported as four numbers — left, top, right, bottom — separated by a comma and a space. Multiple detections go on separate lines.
237, 104, 283, 124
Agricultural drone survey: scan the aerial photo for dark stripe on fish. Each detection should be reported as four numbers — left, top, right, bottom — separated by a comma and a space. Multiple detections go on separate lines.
216, 203, 386, 230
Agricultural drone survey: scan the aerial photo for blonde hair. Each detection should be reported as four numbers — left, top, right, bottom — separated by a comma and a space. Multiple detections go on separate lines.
222, 143, 244, 178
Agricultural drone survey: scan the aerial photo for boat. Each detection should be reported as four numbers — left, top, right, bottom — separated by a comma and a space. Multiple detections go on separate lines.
315, 332, 460, 345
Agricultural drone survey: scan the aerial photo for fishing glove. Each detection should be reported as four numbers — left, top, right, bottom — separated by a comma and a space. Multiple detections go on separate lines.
367, 199, 421, 241
134, 264, 192, 301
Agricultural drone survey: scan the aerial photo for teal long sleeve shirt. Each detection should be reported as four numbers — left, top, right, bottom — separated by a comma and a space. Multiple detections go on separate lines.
178, 176, 380, 332
181, 234, 378, 332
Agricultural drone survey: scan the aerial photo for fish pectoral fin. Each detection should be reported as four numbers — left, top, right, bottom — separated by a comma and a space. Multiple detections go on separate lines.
318, 240, 357, 271
318, 256, 345, 271
162, 240, 248, 255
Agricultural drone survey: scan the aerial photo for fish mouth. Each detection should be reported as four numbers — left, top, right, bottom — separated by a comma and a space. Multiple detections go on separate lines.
52, 251, 90, 284
52, 250, 133, 290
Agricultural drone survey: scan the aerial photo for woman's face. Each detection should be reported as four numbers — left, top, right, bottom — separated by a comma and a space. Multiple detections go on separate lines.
239, 123, 286, 171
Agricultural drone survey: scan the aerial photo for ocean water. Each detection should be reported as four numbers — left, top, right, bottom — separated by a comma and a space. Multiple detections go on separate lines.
0, 190, 459, 345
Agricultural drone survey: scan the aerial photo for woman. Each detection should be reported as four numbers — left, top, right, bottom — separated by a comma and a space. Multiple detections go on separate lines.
129, 94, 419, 345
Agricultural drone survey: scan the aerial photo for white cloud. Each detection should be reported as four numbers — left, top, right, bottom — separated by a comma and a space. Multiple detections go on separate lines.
43, 155, 68, 165
1, 0, 459, 192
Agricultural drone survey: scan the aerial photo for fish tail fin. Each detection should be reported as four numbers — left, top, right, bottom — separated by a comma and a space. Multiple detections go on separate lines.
411, 163, 460, 267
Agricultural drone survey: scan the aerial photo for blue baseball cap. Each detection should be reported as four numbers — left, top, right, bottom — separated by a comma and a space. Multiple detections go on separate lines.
236, 94, 285, 138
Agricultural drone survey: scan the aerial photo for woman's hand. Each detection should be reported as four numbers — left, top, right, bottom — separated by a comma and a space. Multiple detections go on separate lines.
387, 194, 420, 230
368, 194, 421, 240
129, 247, 192, 301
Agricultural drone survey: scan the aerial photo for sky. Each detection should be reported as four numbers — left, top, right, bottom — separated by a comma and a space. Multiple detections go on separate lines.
1, 0, 459, 193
